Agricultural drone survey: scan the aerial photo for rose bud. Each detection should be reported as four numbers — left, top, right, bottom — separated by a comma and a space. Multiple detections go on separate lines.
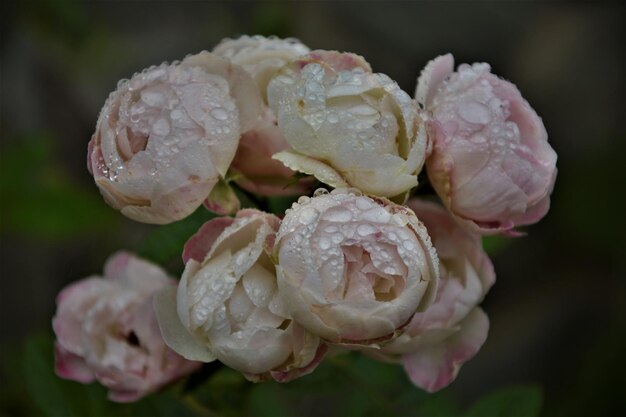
88, 51, 262, 224
52, 252, 200, 402
154, 210, 327, 382
213, 36, 314, 196
416, 54, 557, 234
274, 189, 439, 346
363, 199, 494, 392
267, 51, 428, 200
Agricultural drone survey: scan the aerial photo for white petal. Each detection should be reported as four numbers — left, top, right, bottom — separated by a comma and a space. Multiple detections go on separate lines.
153, 287, 216, 362
273, 151, 349, 189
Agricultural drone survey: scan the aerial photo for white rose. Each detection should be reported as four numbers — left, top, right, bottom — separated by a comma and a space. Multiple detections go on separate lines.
274, 189, 439, 345
268, 51, 428, 200
88, 52, 262, 224
154, 210, 326, 381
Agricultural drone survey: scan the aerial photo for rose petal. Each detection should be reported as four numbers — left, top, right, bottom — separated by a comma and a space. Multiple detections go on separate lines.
402, 308, 489, 392
153, 287, 216, 362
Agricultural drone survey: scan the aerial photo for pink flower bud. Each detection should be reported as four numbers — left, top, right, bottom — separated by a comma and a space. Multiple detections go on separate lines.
365, 199, 494, 392
417, 54, 557, 234
154, 210, 326, 382
275, 189, 439, 345
88, 52, 262, 224
52, 252, 200, 402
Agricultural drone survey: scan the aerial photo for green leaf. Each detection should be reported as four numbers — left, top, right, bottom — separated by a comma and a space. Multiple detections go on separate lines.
413, 392, 460, 417
246, 383, 292, 417
137, 206, 214, 267
482, 235, 513, 256
465, 385, 543, 417
22, 333, 92, 416
192, 367, 248, 417
0, 133, 118, 240
267, 195, 299, 215
393, 389, 459, 417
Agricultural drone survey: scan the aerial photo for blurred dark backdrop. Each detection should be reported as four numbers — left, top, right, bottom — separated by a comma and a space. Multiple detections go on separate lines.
1, 1, 624, 416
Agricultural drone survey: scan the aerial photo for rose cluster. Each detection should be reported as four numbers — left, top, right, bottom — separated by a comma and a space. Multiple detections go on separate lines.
54, 35, 557, 401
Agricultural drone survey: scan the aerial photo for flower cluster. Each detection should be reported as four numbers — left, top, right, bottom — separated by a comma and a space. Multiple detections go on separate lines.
54, 35, 557, 401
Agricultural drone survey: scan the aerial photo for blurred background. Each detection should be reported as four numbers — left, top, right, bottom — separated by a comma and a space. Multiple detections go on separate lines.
1, 1, 624, 416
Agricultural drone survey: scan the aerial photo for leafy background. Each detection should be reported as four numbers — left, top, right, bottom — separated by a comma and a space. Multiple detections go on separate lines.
1, 1, 624, 416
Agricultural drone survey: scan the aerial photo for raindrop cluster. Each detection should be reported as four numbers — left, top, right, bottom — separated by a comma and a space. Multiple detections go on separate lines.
59, 35, 558, 402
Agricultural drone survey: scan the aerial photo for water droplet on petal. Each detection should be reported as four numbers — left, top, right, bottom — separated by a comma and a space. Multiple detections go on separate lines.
327, 113, 339, 123
298, 207, 318, 224
355, 197, 373, 211
457, 101, 491, 125
152, 118, 170, 136
210, 108, 229, 121
331, 233, 344, 244
324, 225, 338, 233
324, 207, 353, 222
357, 224, 377, 236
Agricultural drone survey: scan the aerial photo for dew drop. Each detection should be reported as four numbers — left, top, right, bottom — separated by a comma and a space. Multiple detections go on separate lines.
298, 207, 318, 224
457, 102, 491, 125
355, 197, 373, 211
357, 224, 377, 236
331, 233, 344, 244
152, 118, 170, 136
319, 237, 331, 250
141, 91, 165, 107
470, 135, 486, 144
324, 225, 338, 233
324, 207, 353, 222
210, 108, 229, 121
326, 113, 339, 123
171, 109, 184, 120
360, 207, 391, 223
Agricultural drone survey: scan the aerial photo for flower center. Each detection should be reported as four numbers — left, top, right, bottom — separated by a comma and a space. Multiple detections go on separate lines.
341, 245, 404, 302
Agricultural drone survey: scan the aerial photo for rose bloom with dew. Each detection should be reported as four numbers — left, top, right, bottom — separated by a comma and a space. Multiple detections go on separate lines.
363, 199, 494, 392
268, 51, 428, 200
274, 188, 439, 346
88, 51, 262, 224
417, 54, 557, 234
52, 252, 200, 402
154, 210, 327, 382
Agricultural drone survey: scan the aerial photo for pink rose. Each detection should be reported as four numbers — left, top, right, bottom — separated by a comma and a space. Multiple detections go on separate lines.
52, 252, 200, 402
274, 189, 439, 345
417, 54, 557, 234
88, 52, 262, 224
365, 199, 494, 392
154, 210, 326, 382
